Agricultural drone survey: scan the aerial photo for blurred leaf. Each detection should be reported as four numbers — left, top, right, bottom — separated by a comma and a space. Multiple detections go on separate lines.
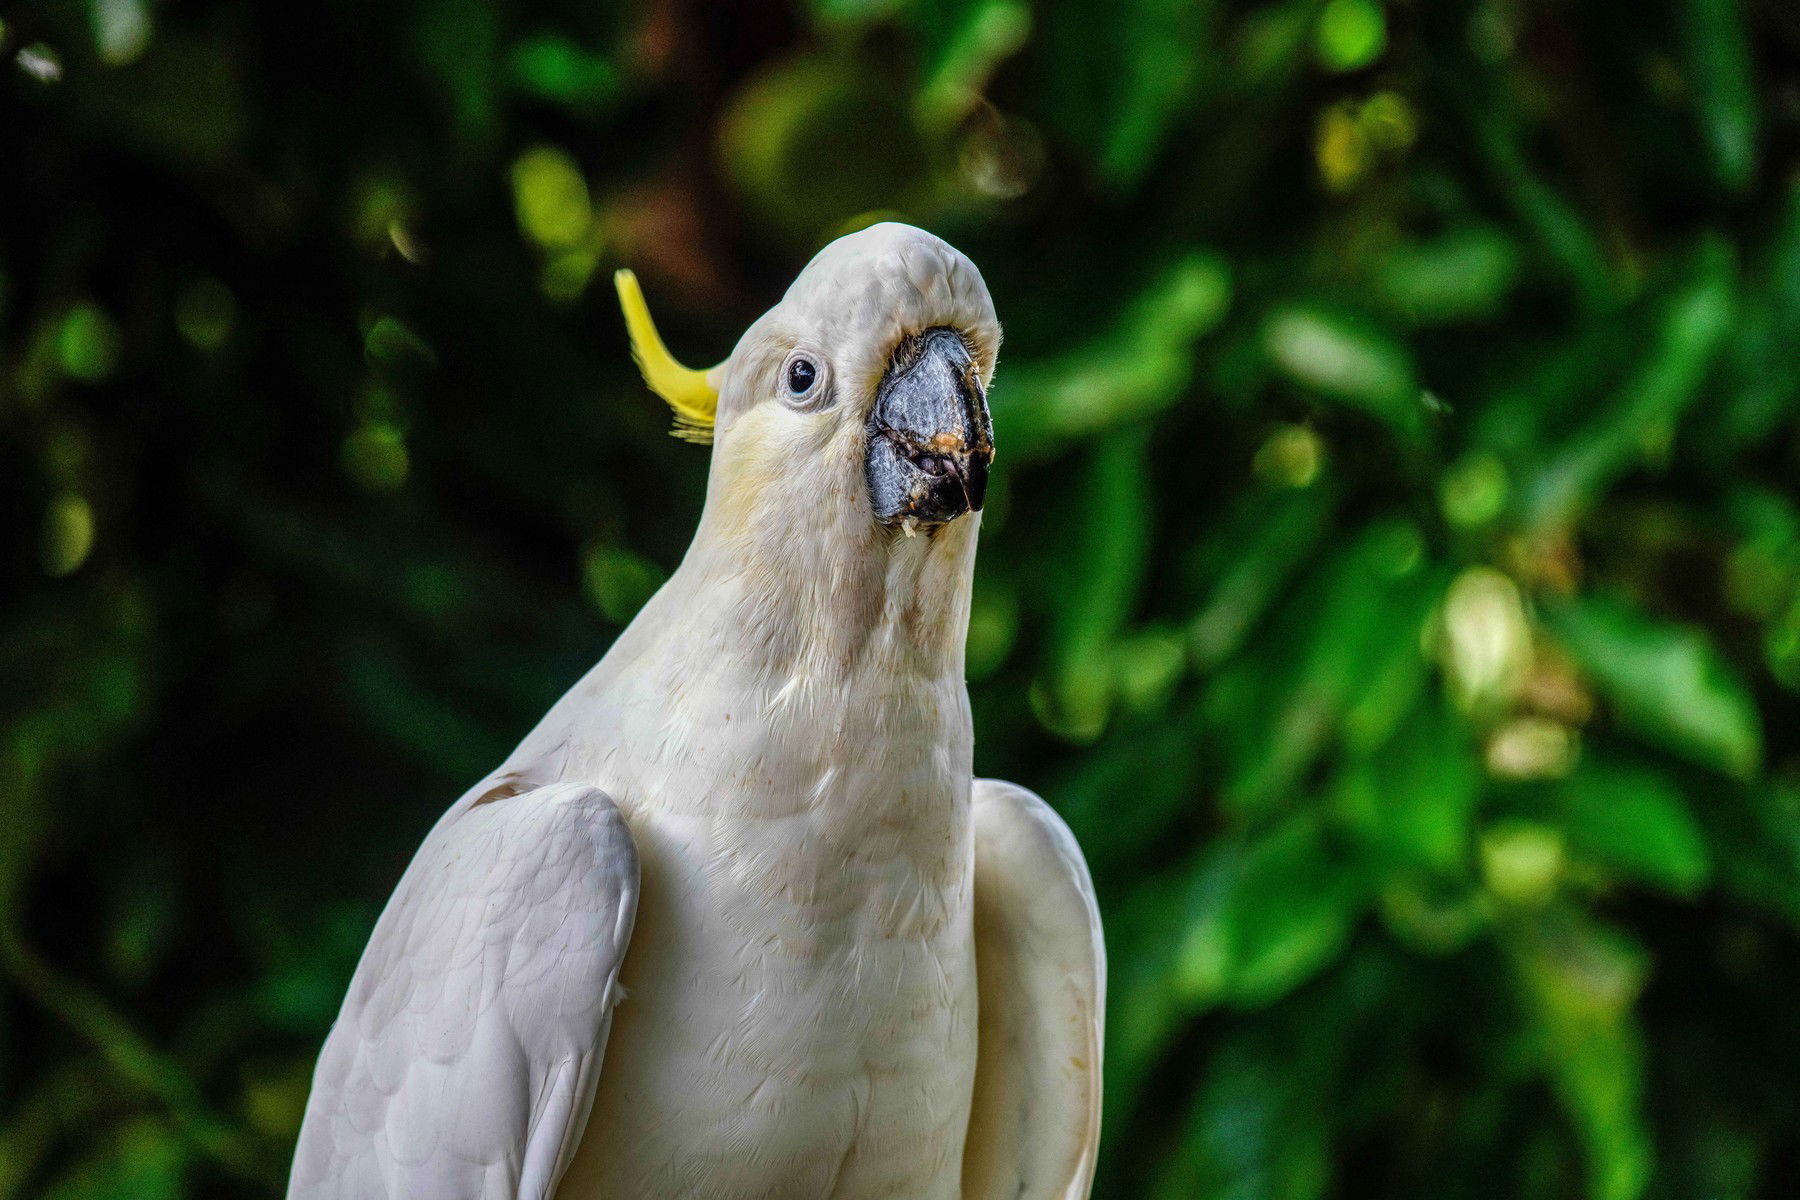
896, 0, 1031, 124
994, 252, 1231, 454
1547, 596, 1762, 778
1188, 482, 1337, 668
104, 853, 181, 988
582, 544, 664, 624
1174, 820, 1370, 1012
40, 492, 96, 577
41, 1118, 187, 1200
1207, 521, 1439, 818
1682, 0, 1758, 193
1151, 1035, 1332, 1200
1374, 227, 1521, 324
1507, 913, 1652, 1200
511, 146, 592, 250
1261, 306, 1420, 436
1220, 818, 1368, 1007
1463, 90, 1619, 310
1032, 0, 1214, 185
1054, 717, 1204, 874
1561, 756, 1710, 895
1704, 781, 1800, 926
1703, 184, 1800, 457
1523, 241, 1736, 523
507, 34, 620, 112
411, 0, 501, 143
1313, 0, 1385, 73
1039, 429, 1154, 739
1333, 699, 1479, 875
56, 305, 120, 381
718, 53, 929, 243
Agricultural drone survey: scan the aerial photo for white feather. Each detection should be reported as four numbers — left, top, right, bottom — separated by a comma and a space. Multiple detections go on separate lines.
964, 780, 1107, 1200
288, 783, 638, 1199
289, 223, 1103, 1199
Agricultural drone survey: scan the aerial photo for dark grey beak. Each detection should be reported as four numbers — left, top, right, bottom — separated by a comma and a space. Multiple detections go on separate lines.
865, 328, 993, 526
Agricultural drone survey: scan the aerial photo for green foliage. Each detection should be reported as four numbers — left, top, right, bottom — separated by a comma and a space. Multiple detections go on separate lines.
4, 0, 1800, 1196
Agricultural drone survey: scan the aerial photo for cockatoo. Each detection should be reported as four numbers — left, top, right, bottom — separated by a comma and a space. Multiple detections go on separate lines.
288, 222, 1105, 1199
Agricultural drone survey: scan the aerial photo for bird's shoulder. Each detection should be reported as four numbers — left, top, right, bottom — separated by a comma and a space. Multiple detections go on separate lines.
289, 780, 639, 1199
972, 778, 1100, 923
965, 778, 1105, 1200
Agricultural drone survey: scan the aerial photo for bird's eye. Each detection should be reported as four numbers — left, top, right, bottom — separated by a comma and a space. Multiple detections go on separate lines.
779, 352, 830, 411
786, 357, 818, 396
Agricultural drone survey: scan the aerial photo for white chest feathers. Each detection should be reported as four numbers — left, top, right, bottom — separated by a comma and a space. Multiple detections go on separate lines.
559, 710, 980, 1199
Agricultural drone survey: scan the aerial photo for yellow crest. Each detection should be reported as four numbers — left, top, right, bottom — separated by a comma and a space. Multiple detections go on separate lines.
613, 269, 719, 444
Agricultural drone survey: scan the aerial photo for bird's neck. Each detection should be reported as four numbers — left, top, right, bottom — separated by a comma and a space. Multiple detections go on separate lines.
670, 499, 981, 692
497, 467, 981, 805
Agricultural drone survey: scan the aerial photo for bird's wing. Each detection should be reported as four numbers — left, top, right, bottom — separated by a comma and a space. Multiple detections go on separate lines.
963, 779, 1106, 1200
288, 781, 639, 1200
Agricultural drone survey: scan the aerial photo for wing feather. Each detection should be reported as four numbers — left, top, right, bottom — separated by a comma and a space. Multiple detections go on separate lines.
963, 779, 1106, 1200
289, 782, 638, 1200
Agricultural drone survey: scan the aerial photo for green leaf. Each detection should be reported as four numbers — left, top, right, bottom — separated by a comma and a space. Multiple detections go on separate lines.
1261, 306, 1421, 436
43, 1119, 187, 1200
1682, 0, 1758, 193
1547, 597, 1762, 778
1207, 521, 1438, 818
507, 34, 622, 113
1313, 0, 1386, 73
1704, 185, 1800, 456
993, 253, 1231, 456
1374, 227, 1522, 324
1462, 90, 1620, 310
1507, 913, 1652, 1200
1039, 429, 1155, 739
1523, 241, 1737, 523
1150, 1035, 1332, 1200
1562, 756, 1711, 894
1220, 819, 1367, 1007
1188, 482, 1338, 668
1333, 699, 1480, 875
1030, 0, 1214, 185
895, 0, 1032, 124
1704, 780, 1800, 927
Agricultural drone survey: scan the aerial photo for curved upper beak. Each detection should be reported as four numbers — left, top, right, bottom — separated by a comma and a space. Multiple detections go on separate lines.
865, 329, 994, 526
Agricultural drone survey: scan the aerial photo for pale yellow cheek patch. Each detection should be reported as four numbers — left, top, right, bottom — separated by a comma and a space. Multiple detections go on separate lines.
713, 404, 868, 532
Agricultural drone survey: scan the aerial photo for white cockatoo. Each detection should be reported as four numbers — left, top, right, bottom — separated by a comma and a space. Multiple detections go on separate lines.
288, 222, 1105, 1199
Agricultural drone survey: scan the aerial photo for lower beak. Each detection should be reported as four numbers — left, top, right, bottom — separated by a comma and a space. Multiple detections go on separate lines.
865, 329, 993, 526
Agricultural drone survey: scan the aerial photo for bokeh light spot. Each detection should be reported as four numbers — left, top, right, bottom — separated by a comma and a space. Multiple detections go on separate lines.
1441, 451, 1509, 527
1441, 566, 1532, 716
1315, 0, 1387, 72
176, 278, 236, 350
341, 423, 410, 493
42, 492, 95, 576
16, 42, 62, 82
1480, 822, 1564, 906
1486, 715, 1579, 779
92, 0, 151, 66
58, 304, 122, 380
511, 146, 591, 249
1253, 423, 1324, 488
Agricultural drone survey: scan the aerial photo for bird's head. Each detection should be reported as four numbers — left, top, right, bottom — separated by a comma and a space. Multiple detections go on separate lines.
616, 223, 999, 541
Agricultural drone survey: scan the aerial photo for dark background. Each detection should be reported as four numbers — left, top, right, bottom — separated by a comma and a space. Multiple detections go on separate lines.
5, 0, 1800, 1196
